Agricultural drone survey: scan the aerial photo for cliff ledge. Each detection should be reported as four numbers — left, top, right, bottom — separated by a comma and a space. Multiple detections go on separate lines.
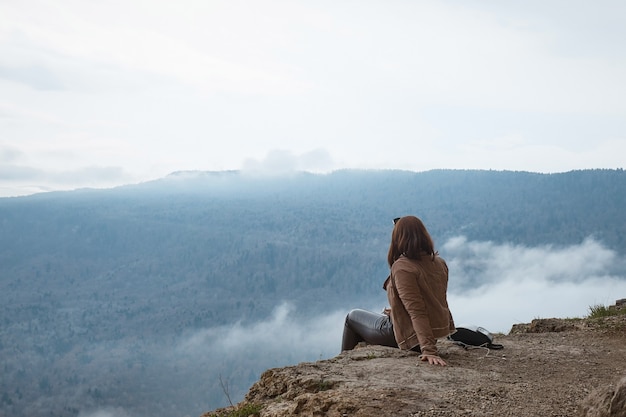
203, 315, 626, 417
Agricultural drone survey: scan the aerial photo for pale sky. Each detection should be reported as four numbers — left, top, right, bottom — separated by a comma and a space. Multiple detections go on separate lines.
1, 0, 625, 196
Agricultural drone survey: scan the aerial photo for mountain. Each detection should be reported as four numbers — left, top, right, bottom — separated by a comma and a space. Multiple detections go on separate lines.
0, 168, 625, 417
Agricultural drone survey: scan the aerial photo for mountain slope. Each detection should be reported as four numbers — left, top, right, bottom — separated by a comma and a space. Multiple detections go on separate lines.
1, 168, 625, 417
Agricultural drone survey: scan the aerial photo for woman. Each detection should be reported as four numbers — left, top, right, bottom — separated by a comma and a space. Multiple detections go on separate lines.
341, 216, 455, 366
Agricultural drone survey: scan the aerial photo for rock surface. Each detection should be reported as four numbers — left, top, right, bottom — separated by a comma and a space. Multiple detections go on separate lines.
202, 316, 626, 417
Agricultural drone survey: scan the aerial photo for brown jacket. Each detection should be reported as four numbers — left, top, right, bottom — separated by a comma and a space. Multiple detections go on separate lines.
383, 254, 455, 356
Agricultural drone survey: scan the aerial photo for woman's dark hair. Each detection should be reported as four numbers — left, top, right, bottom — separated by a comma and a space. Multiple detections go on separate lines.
387, 216, 435, 266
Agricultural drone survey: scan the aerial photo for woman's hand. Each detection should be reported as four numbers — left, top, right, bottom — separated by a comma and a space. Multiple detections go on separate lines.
419, 354, 447, 366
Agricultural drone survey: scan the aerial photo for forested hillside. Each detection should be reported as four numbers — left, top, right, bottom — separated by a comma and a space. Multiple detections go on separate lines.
0, 168, 624, 417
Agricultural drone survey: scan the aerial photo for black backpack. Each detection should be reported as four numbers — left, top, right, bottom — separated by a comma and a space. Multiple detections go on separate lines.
448, 324, 504, 350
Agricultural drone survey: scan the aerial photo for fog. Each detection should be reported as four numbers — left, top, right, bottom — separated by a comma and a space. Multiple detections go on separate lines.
443, 236, 626, 333
78, 409, 133, 417
177, 302, 346, 361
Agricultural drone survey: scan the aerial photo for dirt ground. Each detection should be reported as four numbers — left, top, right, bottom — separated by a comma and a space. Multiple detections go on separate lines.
204, 316, 626, 417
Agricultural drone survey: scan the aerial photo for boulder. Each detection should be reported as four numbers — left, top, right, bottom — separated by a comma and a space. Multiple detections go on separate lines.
579, 376, 626, 417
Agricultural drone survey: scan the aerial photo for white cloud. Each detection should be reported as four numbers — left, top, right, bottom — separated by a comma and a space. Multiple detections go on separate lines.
77, 408, 133, 417
444, 237, 626, 333
0, 0, 311, 95
179, 302, 345, 359
449, 275, 626, 334
241, 149, 334, 175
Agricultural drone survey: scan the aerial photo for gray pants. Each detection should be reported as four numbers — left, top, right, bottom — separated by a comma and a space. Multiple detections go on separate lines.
341, 308, 398, 351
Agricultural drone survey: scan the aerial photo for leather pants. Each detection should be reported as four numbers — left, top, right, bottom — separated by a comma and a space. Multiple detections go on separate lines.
341, 308, 398, 351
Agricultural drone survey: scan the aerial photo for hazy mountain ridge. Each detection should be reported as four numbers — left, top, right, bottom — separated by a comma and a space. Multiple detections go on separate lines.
1, 168, 625, 417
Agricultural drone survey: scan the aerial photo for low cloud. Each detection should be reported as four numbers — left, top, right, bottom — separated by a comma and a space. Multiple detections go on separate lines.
178, 302, 345, 359
241, 149, 334, 176
78, 408, 133, 417
443, 237, 626, 333
443, 236, 618, 288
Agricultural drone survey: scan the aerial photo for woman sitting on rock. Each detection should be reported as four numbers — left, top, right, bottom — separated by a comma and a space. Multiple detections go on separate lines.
341, 215, 455, 366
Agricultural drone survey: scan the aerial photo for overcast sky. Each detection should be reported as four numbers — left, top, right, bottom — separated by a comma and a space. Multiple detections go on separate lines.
1, 0, 625, 196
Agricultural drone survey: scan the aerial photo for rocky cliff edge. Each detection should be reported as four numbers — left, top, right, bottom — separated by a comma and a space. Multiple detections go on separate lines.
203, 315, 626, 417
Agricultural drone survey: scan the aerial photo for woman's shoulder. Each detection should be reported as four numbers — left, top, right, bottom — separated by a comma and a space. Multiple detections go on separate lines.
393, 254, 447, 269
391, 255, 420, 271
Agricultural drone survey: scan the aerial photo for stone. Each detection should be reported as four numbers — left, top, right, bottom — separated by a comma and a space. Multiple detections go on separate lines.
579, 376, 626, 417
